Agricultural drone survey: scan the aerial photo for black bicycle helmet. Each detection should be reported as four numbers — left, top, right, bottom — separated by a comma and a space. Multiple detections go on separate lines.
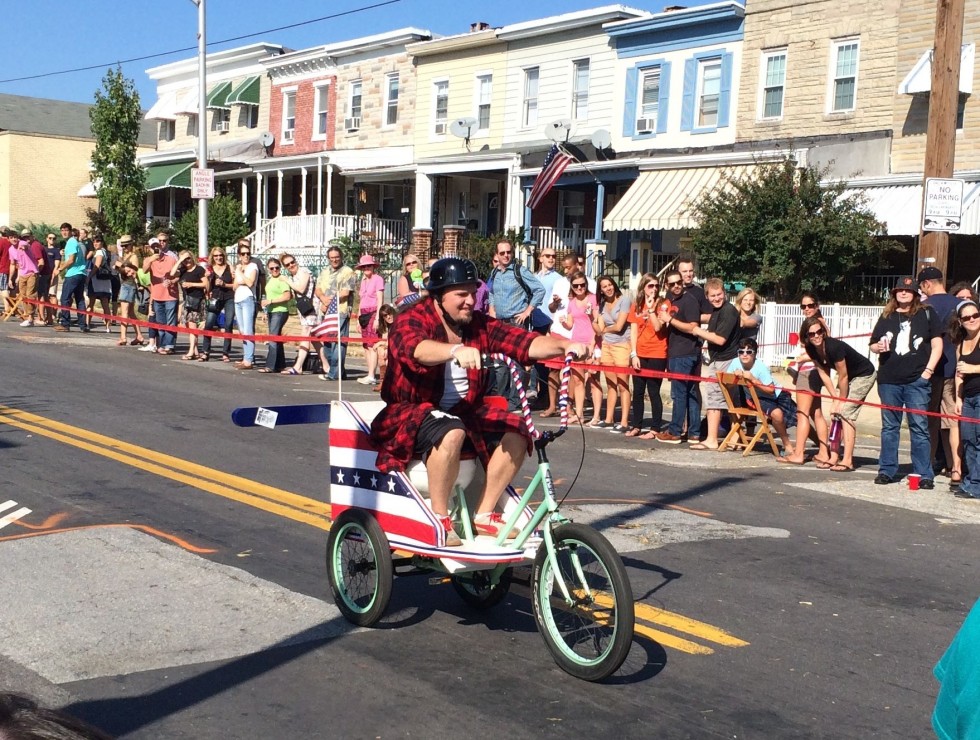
424, 257, 480, 293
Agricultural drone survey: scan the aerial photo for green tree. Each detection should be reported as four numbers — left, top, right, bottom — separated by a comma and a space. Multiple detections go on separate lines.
172, 194, 249, 252
689, 157, 900, 301
90, 67, 145, 238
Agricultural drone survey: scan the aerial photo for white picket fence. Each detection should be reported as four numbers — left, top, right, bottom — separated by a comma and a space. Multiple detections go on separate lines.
755, 302, 881, 369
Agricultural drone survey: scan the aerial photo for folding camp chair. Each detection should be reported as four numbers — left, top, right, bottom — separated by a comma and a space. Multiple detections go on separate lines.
716, 372, 781, 457
1, 291, 23, 322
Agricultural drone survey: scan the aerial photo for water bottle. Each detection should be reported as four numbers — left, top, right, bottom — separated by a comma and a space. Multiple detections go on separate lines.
828, 414, 843, 454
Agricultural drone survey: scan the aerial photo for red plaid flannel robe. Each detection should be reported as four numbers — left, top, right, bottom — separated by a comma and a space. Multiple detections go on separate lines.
370, 299, 536, 473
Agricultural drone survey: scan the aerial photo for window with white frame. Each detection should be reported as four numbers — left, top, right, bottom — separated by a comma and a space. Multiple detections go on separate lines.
696, 58, 722, 127
638, 67, 661, 132
572, 59, 590, 120
160, 120, 175, 142
282, 91, 296, 142
243, 106, 258, 129
829, 38, 859, 112
760, 49, 787, 119
348, 80, 362, 129
475, 73, 492, 131
187, 114, 198, 138
522, 67, 539, 127
212, 108, 230, 132
433, 79, 449, 134
313, 83, 330, 138
384, 74, 399, 126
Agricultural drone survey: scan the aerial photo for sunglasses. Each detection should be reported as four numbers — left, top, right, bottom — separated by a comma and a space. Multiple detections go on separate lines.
282, 260, 296, 267
572, 282, 587, 288
268, 265, 281, 271
807, 329, 826, 338
666, 280, 682, 287
800, 302, 817, 310
645, 283, 659, 289
737, 349, 755, 356
238, 251, 250, 256
213, 254, 225, 258
541, 253, 556, 258
960, 313, 980, 322
405, 260, 419, 265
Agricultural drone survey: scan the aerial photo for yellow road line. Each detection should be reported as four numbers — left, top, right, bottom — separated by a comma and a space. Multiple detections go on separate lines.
0, 413, 329, 530
0, 405, 749, 655
0, 405, 330, 518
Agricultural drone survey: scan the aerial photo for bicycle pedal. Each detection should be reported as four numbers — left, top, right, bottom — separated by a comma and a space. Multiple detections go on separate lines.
428, 576, 450, 586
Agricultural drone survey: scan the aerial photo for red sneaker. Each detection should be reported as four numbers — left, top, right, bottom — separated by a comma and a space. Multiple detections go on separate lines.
439, 516, 462, 547
474, 512, 517, 539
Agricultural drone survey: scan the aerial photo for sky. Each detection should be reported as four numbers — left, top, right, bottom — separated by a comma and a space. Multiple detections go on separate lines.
0, 0, 716, 106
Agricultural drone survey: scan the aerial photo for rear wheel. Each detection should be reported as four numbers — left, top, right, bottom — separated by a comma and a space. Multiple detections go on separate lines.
450, 567, 512, 610
326, 509, 393, 626
531, 523, 634, 681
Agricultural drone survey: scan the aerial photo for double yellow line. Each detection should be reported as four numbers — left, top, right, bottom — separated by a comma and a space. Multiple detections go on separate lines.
0, 405, 331, 530
0, 404, 748, 655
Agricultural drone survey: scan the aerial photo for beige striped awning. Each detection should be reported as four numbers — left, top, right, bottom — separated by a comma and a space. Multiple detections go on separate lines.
603, 165, 754, 232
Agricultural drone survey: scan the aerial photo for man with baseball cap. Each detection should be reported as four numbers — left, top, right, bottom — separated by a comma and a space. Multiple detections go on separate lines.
918, 266, 962, 489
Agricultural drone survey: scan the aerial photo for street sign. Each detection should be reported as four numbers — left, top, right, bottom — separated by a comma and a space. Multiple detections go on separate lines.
922, 177, 964, 232
190, 167, 215, 200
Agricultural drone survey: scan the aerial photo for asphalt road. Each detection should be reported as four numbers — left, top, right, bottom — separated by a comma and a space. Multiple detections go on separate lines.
1, 321, 976, 739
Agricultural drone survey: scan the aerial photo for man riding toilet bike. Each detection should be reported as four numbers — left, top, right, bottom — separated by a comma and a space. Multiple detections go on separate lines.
370, 257, 589, 546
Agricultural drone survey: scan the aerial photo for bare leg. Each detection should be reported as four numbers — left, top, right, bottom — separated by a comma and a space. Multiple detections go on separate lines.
475, 432, 525, 516
366, 346, 378, 379
703, 409, 722, 447
617, 377, 631, 427
836, 419, 857, 469
770, 409, 792, 449
603, 372, 618, 424
424, 428, 465, 516
588, 373, 603, 422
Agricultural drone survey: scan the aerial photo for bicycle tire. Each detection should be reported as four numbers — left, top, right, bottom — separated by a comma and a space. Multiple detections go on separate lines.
450, 567, 513, 610
326, 509, 393, 627
531, 523, 634, 681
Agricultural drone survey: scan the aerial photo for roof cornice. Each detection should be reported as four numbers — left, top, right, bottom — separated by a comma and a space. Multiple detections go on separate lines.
604, 1, 744, 38
146, 43, 286, 81
497, 5, 647, 40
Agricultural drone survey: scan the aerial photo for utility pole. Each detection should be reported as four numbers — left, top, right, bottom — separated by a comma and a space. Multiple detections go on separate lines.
192, 0, 209, 259
918, 0, 965, 279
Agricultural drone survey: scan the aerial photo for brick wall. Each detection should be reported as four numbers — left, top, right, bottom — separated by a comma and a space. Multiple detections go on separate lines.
269, 75, 338, 157
736, 0, 902, 142
3, 133, 97, 227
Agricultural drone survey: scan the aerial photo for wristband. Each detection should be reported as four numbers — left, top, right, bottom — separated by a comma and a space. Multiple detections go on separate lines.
629, 351, 637, 358
449, 343, 464, 365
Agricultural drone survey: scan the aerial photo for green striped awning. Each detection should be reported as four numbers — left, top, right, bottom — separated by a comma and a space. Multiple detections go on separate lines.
206, 81, 233, 110
145, 162, 192, 191
226, 75, 260, 106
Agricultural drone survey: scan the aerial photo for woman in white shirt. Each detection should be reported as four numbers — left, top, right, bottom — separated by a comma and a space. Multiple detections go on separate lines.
232, 243, 258, 369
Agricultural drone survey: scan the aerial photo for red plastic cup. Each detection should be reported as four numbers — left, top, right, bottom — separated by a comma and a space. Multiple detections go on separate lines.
908, 473, 921, 491
788, 332, 799, 346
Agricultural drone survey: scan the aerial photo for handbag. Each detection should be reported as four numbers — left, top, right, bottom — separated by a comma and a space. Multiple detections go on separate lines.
295, 294, 316, 317
136, 289, 149, 316
94, 250, 112, 280
206, 297, 222, 313
184, 295, 204, 313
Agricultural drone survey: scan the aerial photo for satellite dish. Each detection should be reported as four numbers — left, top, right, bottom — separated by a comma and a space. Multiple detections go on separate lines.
449, 117, 478, 140
591, 128, 612, 151
259, 131, 275, 148
544, 119, 573, 143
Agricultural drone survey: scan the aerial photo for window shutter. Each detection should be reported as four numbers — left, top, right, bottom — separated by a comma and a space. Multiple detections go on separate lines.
680, 58, 697, 131
718, 52, 734, 128
657, 61, 672, 133
623, 67, 638, 137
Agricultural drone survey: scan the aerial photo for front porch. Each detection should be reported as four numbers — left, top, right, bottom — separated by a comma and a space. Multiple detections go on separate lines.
249, 213, 408, 265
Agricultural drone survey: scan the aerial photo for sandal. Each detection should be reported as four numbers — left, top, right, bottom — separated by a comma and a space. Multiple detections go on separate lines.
950, 470, 963, 485
197, 354, 209, 362
234, 361, 254, 370
181, 354, 197, 360
281, 367, 300, 375
157, 348, 174, 355
130, 338, 146, 346
116, 340, 128, 346
221, 354, 232, 363
638, 430, 659, 440
539, 410, 558, 418
625, 428, 642, 437
258, 368, 275, 373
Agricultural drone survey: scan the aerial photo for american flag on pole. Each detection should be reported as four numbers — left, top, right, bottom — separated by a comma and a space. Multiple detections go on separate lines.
526, 144, 575, 210
311, 295, 339, 339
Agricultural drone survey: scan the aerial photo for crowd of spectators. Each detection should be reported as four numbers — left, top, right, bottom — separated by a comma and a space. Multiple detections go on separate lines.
2, 224, 977, 497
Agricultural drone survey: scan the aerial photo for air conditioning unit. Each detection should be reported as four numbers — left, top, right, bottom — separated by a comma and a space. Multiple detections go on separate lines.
635, 118, 655, 134
344, 117, 361, 132
434, 121, 447, 135
215, 120, 230, 133
283, 128, 294, 143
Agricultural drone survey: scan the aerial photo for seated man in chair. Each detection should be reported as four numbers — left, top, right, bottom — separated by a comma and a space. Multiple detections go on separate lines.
371, 257, 587, 546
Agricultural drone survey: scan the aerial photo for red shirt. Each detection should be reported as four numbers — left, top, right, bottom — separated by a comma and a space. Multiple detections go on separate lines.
0, 237, 10, 274
370, 299, 536, 473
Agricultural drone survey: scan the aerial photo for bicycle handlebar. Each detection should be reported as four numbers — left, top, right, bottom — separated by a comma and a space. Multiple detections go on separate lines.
486, 352, 574, 440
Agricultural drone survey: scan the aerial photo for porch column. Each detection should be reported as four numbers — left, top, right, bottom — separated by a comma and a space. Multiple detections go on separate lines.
300, 166, 308, 216
414, 172, 433, 230
326, 164, 333, 216
240, 178, 247, 216
276, 170, 284, 218
317, 156, 323, 216
145, 193, 153, 222
594, 180, 605, 240
584, 239, 607, 280
523, 185, 532, 237
255, 172, 263, 229
168, 189, 176, 224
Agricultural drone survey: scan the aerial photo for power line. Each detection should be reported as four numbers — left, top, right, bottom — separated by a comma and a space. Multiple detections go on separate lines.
0, 0, 402, 85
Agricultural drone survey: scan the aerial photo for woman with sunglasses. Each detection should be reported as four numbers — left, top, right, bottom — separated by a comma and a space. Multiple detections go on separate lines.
798, 315, 878, 472
869, 277, 943, 485
950, 300, 980, 498
726, 338, 797, 450
87, 234, 113, 332
280, 253, 319, 375
371, 303, 397, 391
258, 258, 292, 373
176, 251, 207, 360
593, 275, 632, 432
781, 293, 833, 466
232, 244, 259, 370
625, 273, 667, 437
113, 240, 145, 346
559, 270, 602, 425
396, 253, 423, 305
735, 287, 762, 342
200, 247, 234, 362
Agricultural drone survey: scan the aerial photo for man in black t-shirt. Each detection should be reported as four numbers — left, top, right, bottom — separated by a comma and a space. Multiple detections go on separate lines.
678, 255, 711, 323
685, 278, 741, 449
656, 269, 703, 443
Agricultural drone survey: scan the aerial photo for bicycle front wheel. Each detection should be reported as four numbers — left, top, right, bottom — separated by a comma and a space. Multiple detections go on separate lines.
326, 509, 393, 627
531, 523, 634, 681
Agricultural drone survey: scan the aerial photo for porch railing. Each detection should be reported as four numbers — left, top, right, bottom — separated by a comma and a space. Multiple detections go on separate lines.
529, 226, 587, 252
248, 214, 407, 256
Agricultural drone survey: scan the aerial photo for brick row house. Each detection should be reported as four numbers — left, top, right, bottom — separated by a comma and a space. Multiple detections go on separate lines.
133, 0, 980, 284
